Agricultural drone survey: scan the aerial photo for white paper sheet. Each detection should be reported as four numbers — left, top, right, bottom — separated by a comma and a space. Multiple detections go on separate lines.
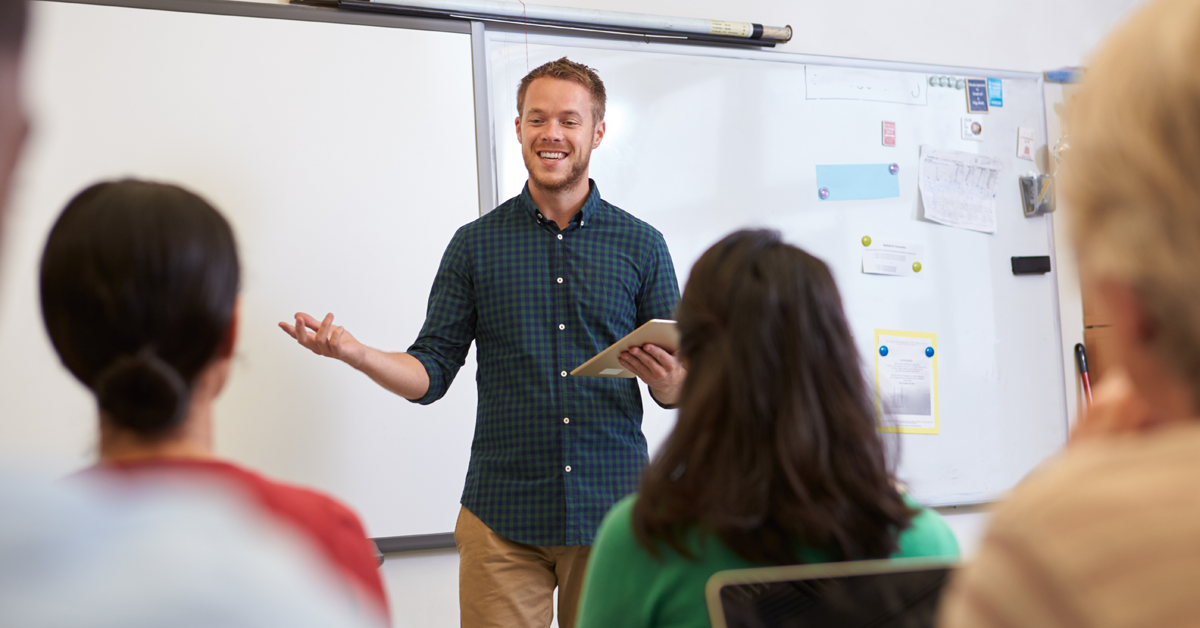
804, 66, 928, 105
877, 333, 937, 432
918, 146, 1004, 234
862, 238, 924, 277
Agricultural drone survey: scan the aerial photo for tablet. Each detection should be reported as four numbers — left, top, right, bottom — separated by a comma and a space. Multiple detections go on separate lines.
570, 319, 679, 378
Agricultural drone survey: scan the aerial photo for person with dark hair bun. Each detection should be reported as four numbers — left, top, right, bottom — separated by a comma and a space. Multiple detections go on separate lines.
575, 230, 959, 628
39, 179, 390, 622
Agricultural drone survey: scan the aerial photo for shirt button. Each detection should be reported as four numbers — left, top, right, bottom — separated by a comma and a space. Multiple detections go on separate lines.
538, 213, 544, 219
560, 371, 568, 377
556, 277, 563, 284
563, 417, 570, 424
565, 465, 572, 473
558, 324, 565, 330
557, 234, 563, 240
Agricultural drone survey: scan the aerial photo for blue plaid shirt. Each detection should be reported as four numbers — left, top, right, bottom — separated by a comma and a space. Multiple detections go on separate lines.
407, 181, 679, 546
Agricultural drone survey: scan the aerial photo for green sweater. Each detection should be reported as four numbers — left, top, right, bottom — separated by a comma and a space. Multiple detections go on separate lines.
576, 494, 960, 628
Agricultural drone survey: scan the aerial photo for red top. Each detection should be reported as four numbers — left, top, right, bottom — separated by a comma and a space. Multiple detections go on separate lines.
96, 458, 389, 619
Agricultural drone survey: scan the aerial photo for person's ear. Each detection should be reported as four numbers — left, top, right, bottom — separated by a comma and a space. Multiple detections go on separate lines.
1094, 278, 1156, 377
217, 298, 240, 360
515, 116, 523, 144
592, 119, 606, 149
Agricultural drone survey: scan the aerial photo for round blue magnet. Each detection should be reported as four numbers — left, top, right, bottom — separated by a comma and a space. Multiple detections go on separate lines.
818, 187, 830, 200
925, 346, 935, 358
879, 346, 889, 357
889, 163, 899, 175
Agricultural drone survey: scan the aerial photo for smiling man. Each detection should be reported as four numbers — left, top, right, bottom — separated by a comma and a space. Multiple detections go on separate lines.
282, 58, 684, 628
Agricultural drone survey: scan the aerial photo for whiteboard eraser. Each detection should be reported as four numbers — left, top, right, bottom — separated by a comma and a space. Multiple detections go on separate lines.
1011, 256, 1051, 275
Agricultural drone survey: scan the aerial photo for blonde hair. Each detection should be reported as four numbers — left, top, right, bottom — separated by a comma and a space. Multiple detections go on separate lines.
1064, 0, 1200, 384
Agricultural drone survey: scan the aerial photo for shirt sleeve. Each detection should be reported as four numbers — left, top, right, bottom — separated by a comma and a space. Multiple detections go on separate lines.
637, 230, 681, 410
406, 226, 477, 405
575, 496, 656, 628
635, 229, 681, 326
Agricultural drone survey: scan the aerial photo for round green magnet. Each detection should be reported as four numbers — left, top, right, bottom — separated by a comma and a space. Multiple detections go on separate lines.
913, 261, 923, 272
862, 236, 872, 247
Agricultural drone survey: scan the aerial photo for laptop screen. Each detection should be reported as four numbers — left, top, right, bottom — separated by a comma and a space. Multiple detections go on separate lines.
709, 558, 956, 628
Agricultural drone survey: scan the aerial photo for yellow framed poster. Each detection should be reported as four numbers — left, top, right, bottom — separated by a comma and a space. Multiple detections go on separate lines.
874, 329, 939, 434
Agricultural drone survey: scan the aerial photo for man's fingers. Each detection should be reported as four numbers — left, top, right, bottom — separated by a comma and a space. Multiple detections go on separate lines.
640, 343, 669, 358
316, 313, 335, 345
620, 349, 661, 381
295, 315, 314, 347
294, 312, 322, 331
618, 353, 644, 378
641, 343, 679, 364
629, 346, 667, 377
279, 321, 298, 339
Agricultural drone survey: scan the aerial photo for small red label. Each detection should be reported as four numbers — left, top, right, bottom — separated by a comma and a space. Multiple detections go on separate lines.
882, 121, 896, 147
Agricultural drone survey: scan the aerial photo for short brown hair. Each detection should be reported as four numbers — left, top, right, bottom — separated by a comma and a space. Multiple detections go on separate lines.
516, 57, 606, 124
1063, 0, 1200, 386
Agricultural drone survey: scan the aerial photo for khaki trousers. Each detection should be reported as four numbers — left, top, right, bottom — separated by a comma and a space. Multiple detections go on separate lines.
455, 507, 591, 628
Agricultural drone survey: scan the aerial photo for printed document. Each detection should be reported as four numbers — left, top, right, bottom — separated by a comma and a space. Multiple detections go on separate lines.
862, 239, 924, 277
918, 146, 1003, 234
875, 330, 939, 434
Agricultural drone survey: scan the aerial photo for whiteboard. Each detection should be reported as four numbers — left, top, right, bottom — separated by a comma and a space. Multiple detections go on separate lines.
487, 31, 1068, 506
0, 0, 480, 537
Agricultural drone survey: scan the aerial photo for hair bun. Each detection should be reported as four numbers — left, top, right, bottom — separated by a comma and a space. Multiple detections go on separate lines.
94, 347, 190, 435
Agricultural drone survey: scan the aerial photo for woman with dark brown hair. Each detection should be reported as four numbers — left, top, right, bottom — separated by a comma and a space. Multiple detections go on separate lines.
39, 180, 389, 623
576, 229, 958, 628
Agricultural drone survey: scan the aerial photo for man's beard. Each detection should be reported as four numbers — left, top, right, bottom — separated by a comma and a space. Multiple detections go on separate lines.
525, 149, 590, 193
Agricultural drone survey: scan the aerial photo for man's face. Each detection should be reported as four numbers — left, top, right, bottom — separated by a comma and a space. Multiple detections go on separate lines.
516, 77, 605, 194
0, 52, 28, 231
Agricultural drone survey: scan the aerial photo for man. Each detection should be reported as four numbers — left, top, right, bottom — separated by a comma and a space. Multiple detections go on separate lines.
282, 57, 684, 627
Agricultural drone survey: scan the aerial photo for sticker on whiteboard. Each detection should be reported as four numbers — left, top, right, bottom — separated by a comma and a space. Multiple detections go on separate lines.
875, 329, 939, 434
966, 78, 989, 113
882, 121, 896, 147
987, 78, 1003, 107
961, 117, 986, 141
1017, 127, 1035, 160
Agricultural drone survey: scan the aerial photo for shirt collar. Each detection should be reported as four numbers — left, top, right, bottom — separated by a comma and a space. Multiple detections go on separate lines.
519, 179, 602, 228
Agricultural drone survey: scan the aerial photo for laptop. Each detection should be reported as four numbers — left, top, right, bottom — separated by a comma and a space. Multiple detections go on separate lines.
706, 557, 958, 628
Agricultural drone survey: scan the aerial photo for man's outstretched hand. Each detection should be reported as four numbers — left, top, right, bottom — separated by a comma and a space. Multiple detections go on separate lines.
279, 312, 366, 368
619, 343, 685, 406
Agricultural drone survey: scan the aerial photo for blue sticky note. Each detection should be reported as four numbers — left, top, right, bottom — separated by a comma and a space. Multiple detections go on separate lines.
987, 78, 1003, 107
815, 164, 900, 201
966, 78, 989, 113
